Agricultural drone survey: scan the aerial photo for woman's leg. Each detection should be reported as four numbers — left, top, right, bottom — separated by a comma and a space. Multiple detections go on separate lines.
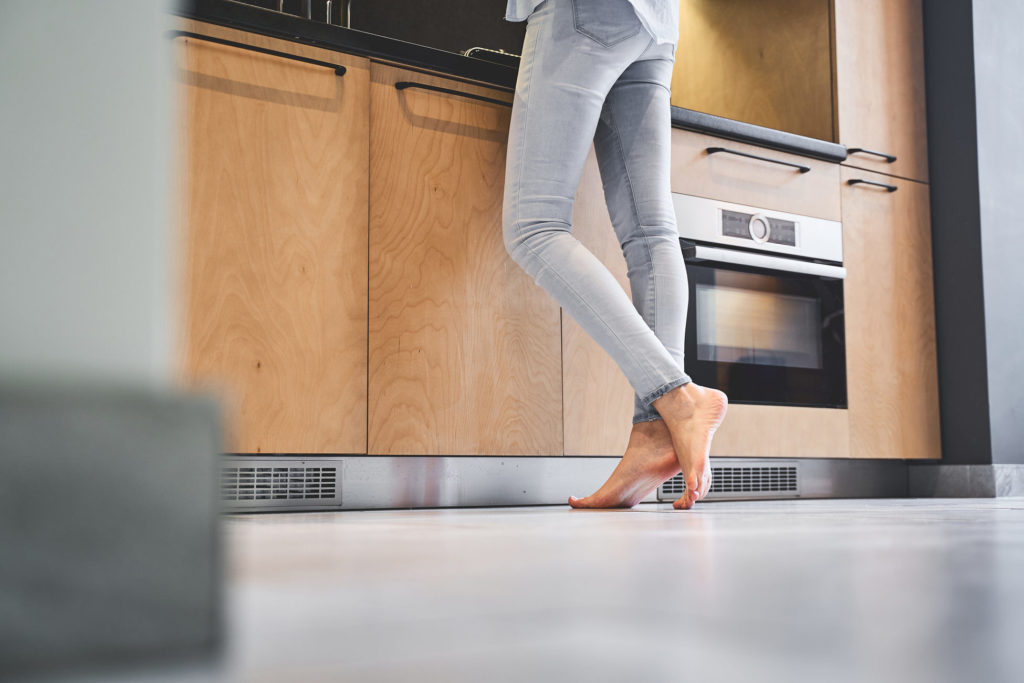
568, 41, 691, 509
503, 0, 689, 411
565, 36, 729, 509
592, 45, 691, 425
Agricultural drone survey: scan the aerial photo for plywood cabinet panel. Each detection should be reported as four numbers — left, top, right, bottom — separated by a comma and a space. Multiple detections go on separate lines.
174, 23, 370, 454
711, 405, 850, 458
671, 0, 835, 142
367, 62, 562, 455
670, 128, 842, 221
842, 168, 940, 459
834, 0, 929, 181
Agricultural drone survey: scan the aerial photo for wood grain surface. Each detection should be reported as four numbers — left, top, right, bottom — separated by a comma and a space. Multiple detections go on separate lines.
367, 62, 562, 455
711, 404, 850, 458
670, 127, 842, 221
174, 21, 370, 454
841, 167, 940, 459
834, 0, 930, 181
671, 0, 836, 142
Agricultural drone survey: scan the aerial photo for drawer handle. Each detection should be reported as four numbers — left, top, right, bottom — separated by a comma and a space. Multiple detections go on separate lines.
169, 31, 348, 76
847, 147, 897, 163
395, 81, 512, 108
847, 178, 898, 193
705, 146, 811, 173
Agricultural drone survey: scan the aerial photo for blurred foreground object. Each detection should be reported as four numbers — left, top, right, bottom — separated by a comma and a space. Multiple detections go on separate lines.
0, 0, 224, 679
0, 380, 222, 680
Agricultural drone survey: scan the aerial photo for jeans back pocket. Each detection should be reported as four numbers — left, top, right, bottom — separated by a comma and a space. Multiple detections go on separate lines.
571, 0, 643, 47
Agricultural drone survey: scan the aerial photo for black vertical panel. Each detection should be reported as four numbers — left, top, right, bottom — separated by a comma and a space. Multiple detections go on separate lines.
922, 0, 993, 465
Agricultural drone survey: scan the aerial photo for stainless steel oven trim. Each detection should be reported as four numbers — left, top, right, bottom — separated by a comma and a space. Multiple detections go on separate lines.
672, 192, 843, 263
689, 245, 847, 279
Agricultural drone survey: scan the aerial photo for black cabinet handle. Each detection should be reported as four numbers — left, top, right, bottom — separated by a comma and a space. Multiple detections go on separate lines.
706, 146, 811, 173
168, 31, 347, 77
847, 178, 898, 192
847, 147, 897, 163
395, 81, 512, 108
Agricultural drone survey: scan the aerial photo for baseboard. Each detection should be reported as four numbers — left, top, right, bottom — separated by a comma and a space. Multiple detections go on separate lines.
908, 463, 1024, 498
221, 455, 910, 512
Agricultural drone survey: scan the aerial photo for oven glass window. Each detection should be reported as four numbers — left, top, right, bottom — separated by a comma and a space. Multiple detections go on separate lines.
684, 260, 846, 408
695, 278, 823, 370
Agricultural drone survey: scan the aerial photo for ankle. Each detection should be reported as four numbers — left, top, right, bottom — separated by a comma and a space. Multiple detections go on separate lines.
651, 384, 698, 422
630, 418, 673, 445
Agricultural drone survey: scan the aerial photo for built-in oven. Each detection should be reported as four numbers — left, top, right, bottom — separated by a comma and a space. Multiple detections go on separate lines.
672, 193, 847, 408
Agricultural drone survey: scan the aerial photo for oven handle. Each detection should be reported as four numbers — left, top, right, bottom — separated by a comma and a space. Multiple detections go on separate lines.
686, 245, 847, 280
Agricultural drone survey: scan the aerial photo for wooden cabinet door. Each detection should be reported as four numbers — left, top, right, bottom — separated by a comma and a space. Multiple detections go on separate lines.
834, 0, 929, 182
841, 167, 940, 459
367, 62, 562, 455
175, 24, 370, 454
670, 127, 842, 221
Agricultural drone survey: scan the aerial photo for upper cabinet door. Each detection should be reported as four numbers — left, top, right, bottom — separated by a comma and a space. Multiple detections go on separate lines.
834, 0, 930, 182
175, 23, 371, 454
367, 62, 562, 456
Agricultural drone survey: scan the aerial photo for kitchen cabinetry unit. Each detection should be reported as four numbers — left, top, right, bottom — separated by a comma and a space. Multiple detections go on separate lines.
671, 0, 835, 142
841, 167, 940, 459
367, 62, 562, 455
174, 22, 370, 454
834, 0, 929, 182
670, 128, 842, 221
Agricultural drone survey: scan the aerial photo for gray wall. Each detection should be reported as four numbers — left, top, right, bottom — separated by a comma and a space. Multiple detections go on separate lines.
973, 0, 1024, 465
0, 0, 176, 387
924, 0, 1024, 465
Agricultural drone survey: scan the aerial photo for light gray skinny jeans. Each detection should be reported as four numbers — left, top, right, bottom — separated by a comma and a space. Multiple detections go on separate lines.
502, 0, 691, 423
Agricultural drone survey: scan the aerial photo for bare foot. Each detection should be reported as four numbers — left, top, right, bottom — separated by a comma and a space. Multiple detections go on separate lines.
651, 382, 728, 510
568, 420, 681, 509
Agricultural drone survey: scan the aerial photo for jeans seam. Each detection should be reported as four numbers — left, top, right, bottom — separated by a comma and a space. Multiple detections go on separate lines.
511, 237, 664, 396
511, 13, 538, 234
639, 376, 689, 409
606, 101, 658, 336
570, 0, 643, 48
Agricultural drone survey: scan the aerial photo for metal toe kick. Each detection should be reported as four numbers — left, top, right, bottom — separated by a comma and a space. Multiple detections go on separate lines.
220, 455, 909, 512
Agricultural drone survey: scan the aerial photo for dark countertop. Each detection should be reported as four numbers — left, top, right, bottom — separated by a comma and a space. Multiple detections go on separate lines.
176, 0, 847, 163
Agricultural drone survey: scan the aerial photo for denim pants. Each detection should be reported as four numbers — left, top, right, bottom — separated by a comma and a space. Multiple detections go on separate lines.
502, 0, 691, 423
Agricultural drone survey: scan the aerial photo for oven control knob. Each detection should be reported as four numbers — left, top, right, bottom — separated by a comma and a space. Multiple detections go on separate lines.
748, 214, 771, 243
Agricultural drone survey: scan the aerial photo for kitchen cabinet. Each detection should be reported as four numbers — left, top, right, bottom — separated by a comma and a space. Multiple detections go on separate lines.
367, 62, 562, 455
841, 167, 940, 459
671, 0, 835, 142
173, 10, 940, 462
670, 127, 842, 221
834, 0, 929, 182
174, 21, 370, 454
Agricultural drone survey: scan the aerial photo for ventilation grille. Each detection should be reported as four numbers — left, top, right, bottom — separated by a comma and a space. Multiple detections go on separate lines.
221, 463, 339, 508
659, 463, 799, 500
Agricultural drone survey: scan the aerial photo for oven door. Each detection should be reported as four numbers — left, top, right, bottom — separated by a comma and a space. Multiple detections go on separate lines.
682, 243, 847, 408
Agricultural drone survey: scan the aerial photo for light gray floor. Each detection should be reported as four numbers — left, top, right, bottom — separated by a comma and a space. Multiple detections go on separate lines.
63, 499, 1024, 683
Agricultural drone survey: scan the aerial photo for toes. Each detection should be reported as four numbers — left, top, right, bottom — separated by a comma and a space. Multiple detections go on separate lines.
672, 495, 694, 510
